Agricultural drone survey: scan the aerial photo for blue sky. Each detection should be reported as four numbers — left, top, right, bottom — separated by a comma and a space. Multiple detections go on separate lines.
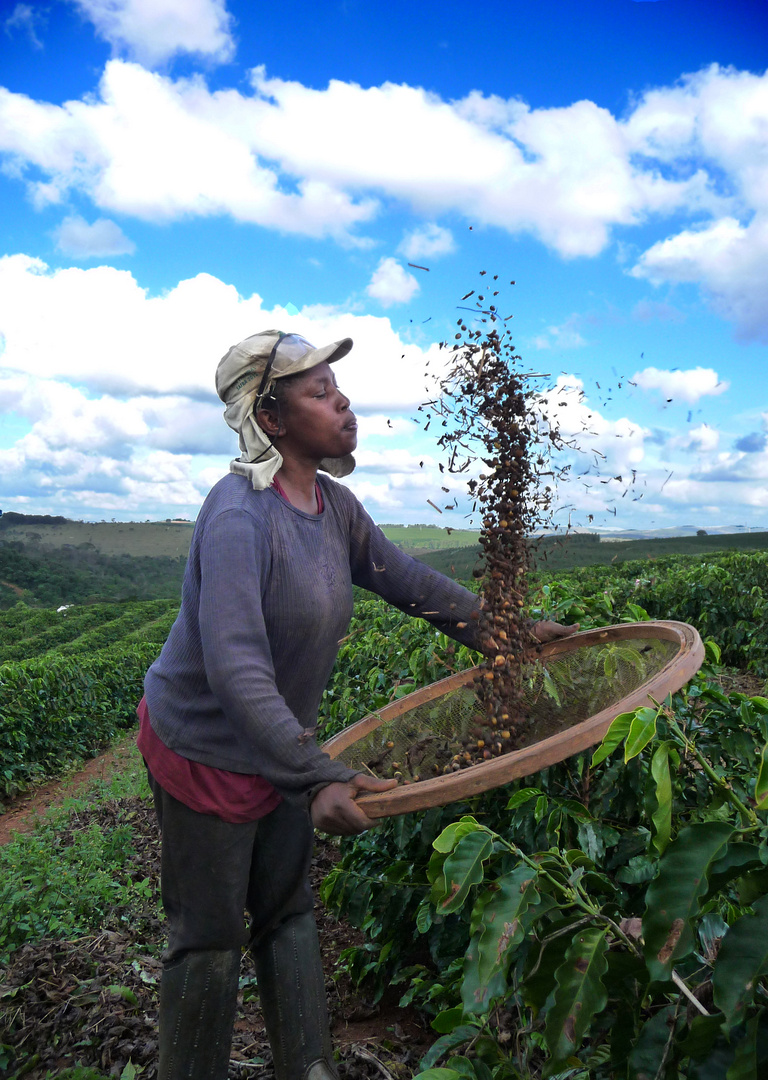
0, 0, 767, 531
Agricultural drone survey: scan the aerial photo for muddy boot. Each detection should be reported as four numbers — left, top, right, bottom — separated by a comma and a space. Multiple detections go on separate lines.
158, 948, 241, 1080
252, 912, 338, 1080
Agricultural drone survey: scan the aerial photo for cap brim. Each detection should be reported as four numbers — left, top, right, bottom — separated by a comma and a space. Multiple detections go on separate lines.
281, 337, 353, 378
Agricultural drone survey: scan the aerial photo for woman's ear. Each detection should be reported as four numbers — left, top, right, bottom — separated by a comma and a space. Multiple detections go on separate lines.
255, 406, 285, 439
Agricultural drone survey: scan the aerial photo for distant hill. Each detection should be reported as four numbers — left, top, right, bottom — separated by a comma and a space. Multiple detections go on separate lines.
379, 523, 480, 554
0, 514, 194, 558
0, 515, 190, 607
418, 530, 768, 579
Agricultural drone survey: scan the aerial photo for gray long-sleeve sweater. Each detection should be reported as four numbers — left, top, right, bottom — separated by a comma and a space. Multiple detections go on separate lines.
144, 472, 480, 799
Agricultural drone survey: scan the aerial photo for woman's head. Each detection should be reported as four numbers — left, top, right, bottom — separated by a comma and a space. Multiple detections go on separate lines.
215, 329, 357, 487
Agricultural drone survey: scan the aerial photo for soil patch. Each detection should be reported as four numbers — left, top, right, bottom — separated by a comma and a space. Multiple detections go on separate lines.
0, 735, 139, 845
0, 796, 433, 1079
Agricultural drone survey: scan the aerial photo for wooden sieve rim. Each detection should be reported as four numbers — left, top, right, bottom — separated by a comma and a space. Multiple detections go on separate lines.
322, 620, 704, 819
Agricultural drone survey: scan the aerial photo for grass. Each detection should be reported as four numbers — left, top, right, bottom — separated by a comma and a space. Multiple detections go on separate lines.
0, 741, 157, 962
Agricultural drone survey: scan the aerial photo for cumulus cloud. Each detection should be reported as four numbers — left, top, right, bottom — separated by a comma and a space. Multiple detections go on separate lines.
366, 258, 420, 306
70, 0, 235, 67
0, 60, 763, 268
625, 64, 768, 340
398, 223, 455, 261
53, 215, 136, 257
631, 366, 729, 404
683, 423, 719, 453
632, 216, 768, 343
0, 255, 450, 405
0, 258, 458, 517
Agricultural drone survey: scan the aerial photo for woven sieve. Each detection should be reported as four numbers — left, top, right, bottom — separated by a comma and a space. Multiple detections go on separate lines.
323, 621, 704, 818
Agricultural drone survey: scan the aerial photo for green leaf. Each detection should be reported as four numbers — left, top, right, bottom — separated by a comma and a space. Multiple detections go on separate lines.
475, 867, 538, 981
677, 1013, 723, 1061
412, 1070, 463, 1080
591, 710, 634, 767
438, 830, 493, 914
432, 1059, 476, 1080
416, 899, 433, 934
542, 926, 609, 1076
689, 1043, 738, 1080
431, 1006, 464, 1033
506, 787, 543, 811
650, 741, 673, 854
433, 817, 481, 854
713, 892, 768, 1028
726, 1011, 767, 1080
462, 866, 540, 1014
737, 866, 768, 906
707, 842, 763, 901
705, 639, 722, 665
755, 743, 768, 811
627, 1006, 676, 1080
643, 821, 734, 982
624, 706, 659, 762
419, 1026, 481, 1071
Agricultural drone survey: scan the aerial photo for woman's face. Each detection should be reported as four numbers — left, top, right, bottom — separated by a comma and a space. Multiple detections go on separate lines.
262, 361, 358, 462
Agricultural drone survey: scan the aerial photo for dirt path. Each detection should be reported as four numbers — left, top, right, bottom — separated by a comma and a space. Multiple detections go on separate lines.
0, 734, 143, 845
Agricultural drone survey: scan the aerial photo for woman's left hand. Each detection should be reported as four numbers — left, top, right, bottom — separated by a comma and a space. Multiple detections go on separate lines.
311, 774, 397, 835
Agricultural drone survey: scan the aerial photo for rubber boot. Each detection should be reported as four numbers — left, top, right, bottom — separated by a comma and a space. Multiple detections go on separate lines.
158, 948, 241, 1080
252, 912, 339, 1080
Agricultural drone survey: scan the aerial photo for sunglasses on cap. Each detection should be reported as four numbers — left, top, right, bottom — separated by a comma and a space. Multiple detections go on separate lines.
256, 333, 316, 400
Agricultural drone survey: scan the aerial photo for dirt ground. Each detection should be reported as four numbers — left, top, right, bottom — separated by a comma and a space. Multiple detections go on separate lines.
0, 745, 434, 1079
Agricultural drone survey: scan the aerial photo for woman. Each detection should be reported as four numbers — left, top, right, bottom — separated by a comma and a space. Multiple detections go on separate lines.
138, 329, 574, 1080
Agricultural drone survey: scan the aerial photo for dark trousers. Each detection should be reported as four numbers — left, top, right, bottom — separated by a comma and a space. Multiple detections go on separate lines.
146, 767, 315, 963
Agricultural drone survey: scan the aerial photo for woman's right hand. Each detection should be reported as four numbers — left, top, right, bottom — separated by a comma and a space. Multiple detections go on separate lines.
310, 774, 398, 835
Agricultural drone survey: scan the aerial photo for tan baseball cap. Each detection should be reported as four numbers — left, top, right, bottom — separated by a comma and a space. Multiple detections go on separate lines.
216, 329, 353, 407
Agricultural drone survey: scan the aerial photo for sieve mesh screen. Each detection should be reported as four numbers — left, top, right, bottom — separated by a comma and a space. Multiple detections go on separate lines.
334, 635, 680, 781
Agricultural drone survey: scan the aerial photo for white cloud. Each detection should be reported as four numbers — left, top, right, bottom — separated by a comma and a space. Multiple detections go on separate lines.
632, 216, 768, 343
631, 365, 729, 404
399, 223, 455, 261
4, 4, 44, 49
682, 423, 720, 453
0, 257, 459, 517
366, 258, 420, 306
625, 64, 768, 341
531, 315, 586, 351
0, 62, 377, 238
53, 214, 136, 257
70, 0, 235, 66
356, 415, 414, 437
0, 60, 764, 272
0, 255, 450, 406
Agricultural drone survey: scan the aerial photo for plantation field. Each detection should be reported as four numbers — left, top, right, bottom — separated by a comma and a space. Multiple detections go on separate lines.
379, 524, 481, 553
422, 528, 768, 578
0, 516, 195, 558
2, 549, 768, 1077
0, 541, 187, 609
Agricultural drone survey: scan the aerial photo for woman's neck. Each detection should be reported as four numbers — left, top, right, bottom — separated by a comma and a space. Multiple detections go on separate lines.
274, 458, 320, 514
